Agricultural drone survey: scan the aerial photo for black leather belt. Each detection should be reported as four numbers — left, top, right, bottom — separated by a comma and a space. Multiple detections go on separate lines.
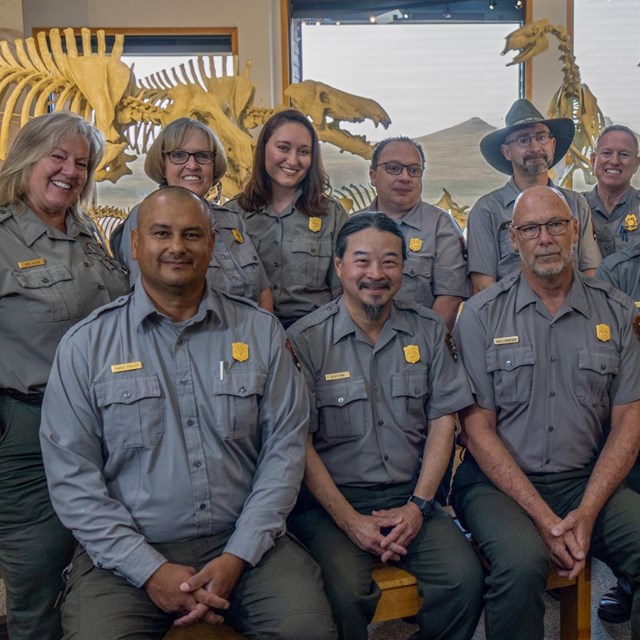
0, 388, 44, 406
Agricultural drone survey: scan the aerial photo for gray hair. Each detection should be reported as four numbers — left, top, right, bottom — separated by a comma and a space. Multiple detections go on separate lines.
0, 111, 104, 218
595, 124, 639, 155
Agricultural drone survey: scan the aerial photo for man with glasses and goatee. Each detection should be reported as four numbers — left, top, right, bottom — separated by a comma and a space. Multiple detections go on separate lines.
360, 136, 469, 331
467, 99, 601, 294
453, 185, 640, 640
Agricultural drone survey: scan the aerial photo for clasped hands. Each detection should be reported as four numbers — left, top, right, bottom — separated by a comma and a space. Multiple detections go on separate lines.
144, 553, 245, 627
342, 502, 424, 563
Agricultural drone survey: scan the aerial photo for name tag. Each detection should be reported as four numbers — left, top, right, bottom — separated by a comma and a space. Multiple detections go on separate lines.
18, 258, 46, 269
325, 371, 350, 381
111, 361, 143, 373
493, 336, 519, 345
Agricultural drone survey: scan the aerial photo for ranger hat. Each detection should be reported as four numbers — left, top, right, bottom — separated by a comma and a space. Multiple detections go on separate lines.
480, 99, 575, 175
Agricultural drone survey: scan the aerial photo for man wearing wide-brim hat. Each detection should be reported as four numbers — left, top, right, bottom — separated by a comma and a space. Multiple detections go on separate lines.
466, 99, 601, 293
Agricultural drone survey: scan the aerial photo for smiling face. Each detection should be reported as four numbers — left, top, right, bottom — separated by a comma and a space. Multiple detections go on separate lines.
335, 227, 403, 322
26, 134, 90, 221
264, 121, 313, 196
132, 189, 214, 298
369, 141, 423, 217
591, 130, 640, 195
163, 130, 215, 198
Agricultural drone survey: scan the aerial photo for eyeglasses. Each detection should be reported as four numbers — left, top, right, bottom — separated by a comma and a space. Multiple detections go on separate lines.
164, 150, 215, 165
505, 132, 554, 149
511, 218, 572, 239
375, 162, 424, 178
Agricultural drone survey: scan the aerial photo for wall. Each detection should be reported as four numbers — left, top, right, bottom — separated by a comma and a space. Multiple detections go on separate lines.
20, 0, 283, 107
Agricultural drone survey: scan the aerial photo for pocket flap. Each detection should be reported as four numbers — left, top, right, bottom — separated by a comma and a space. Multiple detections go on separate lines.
213, 370, 267, 397
95, 374, 161, 407
391, 371, 429, 398
13, 263, 72, 288
316, 378, 368, 408
578, 349, 619, 376
486, 345, 534, 373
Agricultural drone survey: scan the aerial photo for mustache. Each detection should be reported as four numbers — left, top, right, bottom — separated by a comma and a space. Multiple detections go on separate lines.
358, 280, 392, 291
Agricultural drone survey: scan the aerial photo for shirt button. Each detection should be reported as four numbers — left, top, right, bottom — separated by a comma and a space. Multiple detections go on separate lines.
548, 426, 554, 432
122, 391, 131, 399
505, 360, 512, 368
98, 284, 105, 290
239, 386, 247, 393
221, 255, 229, 260
199, 503, 206, 510
84, 262, 90, 267
410, 269, 415, 275
337, 397, 344, 404
600, 364, 606, 370
273, 261, 280, 267
273, 240, 279, 246
550, 322, 555, 328
232, 276, 239, 281
550, 356, 556, 362
194, 461, 202, 468
187, 419, 194, 426
378, 420, 384, 425
97, 562, 103, 568
549, 391, 556, 396
180, 378, 188, 385
311, 248, 317, 254
275, 218, 281, 224
41, 277, 49, 283
384, 455, 389, 461
545, 458, 550, 464
373, 384, 379, 390
273, 284, 279, 290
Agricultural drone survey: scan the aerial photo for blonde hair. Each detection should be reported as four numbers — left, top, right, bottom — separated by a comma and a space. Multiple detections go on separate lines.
0, 111, 104, 218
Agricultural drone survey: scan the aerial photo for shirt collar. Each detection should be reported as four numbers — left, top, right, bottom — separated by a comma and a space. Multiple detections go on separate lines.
514, 270, 591, 318
502, 177, 556, 208
368, 197, 422, 230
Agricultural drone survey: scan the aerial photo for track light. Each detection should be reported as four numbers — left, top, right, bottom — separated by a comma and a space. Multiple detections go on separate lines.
489, 0, 497, 9
443, 3, 452, 18
514, 0, 523, 7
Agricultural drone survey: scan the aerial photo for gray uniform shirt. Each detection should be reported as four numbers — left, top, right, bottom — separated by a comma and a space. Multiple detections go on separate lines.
454, 271, 640, 474
226, 194, 348, 324
116, 202, 269, 303
288, 297, 473, 487
467, 178, 601, 280
0, 202, 129, 392
360, 198, 469, 307
596, 242, 640, 303
40, 284, 308, 588
585, 186, 640, 258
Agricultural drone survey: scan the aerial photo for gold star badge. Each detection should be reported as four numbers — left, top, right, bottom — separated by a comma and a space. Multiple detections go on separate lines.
232, 342, 249, 362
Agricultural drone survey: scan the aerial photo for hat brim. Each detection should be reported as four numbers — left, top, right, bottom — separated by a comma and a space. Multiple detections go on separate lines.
480, 118, 575, 175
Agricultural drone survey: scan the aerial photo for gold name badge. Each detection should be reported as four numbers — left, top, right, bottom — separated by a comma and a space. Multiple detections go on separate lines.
409, 238, 423, 252
403, 345, 420, 364
232, 342, 249, 362
325, 371, 351, 381
493, 336, 519, 345
111, 361, 143, 373
596, 324, 611, 342
635, 301, 640, 308
18, 258, 46, 269
231, 229, 244, 244
308, 217, 322, 232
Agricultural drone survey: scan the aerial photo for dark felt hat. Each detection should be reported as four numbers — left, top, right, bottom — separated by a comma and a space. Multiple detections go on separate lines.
480, 99, 575, 175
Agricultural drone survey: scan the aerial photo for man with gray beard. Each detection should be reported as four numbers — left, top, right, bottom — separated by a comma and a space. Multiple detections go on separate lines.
286, 212, 484, 640
466, 99, 601, 294
453, 185, 640, 640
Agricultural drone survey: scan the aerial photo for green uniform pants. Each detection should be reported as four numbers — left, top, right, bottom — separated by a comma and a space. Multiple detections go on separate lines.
452, 456, 640, 640
289, 482, 484, 640
61, 532, 337, 640
0, 396, 76, 640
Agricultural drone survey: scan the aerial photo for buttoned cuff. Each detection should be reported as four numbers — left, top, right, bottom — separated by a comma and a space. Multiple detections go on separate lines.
111, 538, 168, 588
223, 528, 276, 568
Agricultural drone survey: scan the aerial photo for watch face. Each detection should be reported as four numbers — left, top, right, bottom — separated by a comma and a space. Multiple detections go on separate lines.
409, 496, 435, 519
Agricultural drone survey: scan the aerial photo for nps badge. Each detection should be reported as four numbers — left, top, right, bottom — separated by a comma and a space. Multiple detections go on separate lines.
232, 342, 249, 362
308, 217, 322, 232
403, 345, 420, 364
409, 238, 423, 252
231, 229, 244, 244
624, 214, 639, 232
596, 324, 611, 342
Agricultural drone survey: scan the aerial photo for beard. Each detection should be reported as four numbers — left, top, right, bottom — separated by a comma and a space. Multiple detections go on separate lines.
520, 245, 574, 278
519, 153, 553, 177
361, 302, 386, 322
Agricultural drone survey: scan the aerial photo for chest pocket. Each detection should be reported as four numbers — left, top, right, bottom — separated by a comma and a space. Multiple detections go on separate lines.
486, 345, 534, 405
12, 264, 82, 322
316, 377, 368, 441
95, 374, 163, 450
291, 238, 333, 288
213, 370, 267, 440
577, 348, 619, 407
497, 222, 517, 261
391, 370, 429, 430
401, 256, 434, 306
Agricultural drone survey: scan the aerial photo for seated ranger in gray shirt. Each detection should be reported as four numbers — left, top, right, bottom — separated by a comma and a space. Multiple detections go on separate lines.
467, 99, 600, 294
586, 124, 640, 257
288, 212, 484, 640
40, 187, 336, 640
453, 186, 640, 640
360, 136, 468, 330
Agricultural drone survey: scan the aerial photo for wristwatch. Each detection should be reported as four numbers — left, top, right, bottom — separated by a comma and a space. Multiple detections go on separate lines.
407, 495, 436, 520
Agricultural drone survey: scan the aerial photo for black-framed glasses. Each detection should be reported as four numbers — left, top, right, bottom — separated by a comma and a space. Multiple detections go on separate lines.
511, 218, 572, 239
375, 161, 424, 178
165, 150, 215, 165
505, 132, 554, 149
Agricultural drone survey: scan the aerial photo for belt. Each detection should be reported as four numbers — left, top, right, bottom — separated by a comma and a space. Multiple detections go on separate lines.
0, 388, 45, 406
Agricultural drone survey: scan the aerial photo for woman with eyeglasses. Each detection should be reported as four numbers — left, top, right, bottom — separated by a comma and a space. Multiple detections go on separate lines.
226, 109, 348, 328
115, 118, 273, 311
